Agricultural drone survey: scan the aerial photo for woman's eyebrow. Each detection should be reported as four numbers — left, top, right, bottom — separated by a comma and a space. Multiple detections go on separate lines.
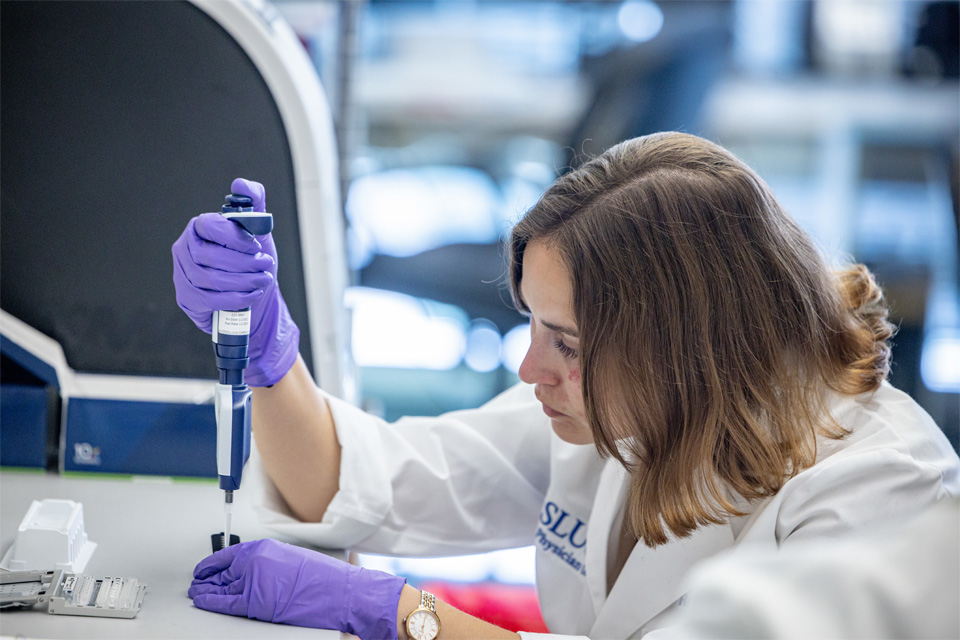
541, 319, 579, 338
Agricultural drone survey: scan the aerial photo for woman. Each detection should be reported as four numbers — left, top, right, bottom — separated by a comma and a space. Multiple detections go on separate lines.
173, 132, 959, 640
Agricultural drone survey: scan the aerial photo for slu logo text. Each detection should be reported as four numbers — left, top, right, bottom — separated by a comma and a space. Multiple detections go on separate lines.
535, 500, 588, 576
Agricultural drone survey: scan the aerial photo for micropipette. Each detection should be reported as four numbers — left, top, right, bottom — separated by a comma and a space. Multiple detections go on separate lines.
212, 193, 273, 550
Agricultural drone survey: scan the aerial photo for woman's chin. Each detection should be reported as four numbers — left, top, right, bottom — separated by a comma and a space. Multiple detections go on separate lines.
550, 416, 594, 445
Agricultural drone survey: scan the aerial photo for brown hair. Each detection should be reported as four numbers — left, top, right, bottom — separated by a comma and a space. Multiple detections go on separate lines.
508, 132, 895, 546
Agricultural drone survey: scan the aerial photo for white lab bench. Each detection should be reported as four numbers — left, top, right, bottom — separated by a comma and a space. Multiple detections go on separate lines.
0, 470, 343, 639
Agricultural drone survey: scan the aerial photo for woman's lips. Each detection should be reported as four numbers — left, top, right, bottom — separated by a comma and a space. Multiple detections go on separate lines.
535, 388, 564, 418
541, 402, 563, 418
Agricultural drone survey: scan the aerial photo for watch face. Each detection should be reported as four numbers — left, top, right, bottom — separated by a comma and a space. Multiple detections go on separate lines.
407, 609, 440, 640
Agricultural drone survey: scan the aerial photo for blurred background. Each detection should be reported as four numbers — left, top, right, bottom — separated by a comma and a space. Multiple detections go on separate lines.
275, 0, 959, 440
271, 0, 958, 627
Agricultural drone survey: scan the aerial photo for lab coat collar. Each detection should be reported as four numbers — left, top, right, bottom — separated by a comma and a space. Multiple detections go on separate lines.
586, 458, 736, 639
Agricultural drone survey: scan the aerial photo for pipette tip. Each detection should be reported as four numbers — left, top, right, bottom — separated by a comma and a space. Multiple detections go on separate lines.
224, 491, 234, 549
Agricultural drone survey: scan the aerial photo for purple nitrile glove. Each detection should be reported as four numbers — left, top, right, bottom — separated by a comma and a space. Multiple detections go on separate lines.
188, 539, 406, 640
172, 178, 299, 386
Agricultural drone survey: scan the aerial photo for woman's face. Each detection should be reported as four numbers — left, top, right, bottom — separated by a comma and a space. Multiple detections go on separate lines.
518, 241, 591, 444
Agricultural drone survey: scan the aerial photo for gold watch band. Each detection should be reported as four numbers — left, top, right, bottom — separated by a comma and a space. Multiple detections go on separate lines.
420, 590, 436, 612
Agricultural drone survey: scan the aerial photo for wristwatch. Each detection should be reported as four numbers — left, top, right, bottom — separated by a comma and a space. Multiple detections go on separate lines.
405, 590, 441, 640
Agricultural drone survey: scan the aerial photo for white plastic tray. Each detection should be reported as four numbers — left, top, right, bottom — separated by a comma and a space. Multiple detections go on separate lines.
0, 499, 97, 572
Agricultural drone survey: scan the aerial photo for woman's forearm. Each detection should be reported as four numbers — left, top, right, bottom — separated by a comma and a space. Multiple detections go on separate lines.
251, 354, 341, 522
396, 584, 521, 640
253, 359, 523, 638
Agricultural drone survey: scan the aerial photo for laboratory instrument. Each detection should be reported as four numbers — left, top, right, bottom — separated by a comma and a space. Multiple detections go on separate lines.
212, 193, 273, 551
0, 569, 146, 619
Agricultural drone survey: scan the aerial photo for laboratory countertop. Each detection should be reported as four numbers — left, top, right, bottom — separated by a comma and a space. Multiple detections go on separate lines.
0, 470, 343, 639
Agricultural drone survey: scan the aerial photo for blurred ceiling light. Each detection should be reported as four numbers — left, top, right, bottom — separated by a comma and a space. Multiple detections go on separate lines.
921, 330, 960, 393
813, 0, 903, 75
815, 0, 902, 56
617, 0, 664, 43
346, 166, 502, 262
345, 286, 466, 370
502, 323, 532, 374
465, 319, 502, 373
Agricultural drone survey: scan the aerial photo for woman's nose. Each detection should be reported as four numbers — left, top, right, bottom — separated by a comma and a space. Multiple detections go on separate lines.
518, 340, 561, 386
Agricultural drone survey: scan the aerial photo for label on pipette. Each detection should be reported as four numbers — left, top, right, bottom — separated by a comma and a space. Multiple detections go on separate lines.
216, 310, 251, 336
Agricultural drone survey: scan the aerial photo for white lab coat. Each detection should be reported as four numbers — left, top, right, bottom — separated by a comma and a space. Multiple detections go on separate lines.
249, 381, 960, 639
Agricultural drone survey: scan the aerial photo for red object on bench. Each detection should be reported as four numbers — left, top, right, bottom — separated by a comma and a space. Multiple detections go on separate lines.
421, 581, 550, 634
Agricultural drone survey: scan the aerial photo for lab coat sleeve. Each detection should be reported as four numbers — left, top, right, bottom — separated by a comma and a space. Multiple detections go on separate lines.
249, 382, 553, 556
644, 497, 960, 640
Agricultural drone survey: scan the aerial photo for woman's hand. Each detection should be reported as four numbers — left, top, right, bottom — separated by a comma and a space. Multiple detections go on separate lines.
172, 179, 335, 521
188, 539, 406, 639
171, 178, 299, 387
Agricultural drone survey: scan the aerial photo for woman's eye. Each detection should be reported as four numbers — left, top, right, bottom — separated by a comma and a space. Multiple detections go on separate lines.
553, 337, 579, 360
